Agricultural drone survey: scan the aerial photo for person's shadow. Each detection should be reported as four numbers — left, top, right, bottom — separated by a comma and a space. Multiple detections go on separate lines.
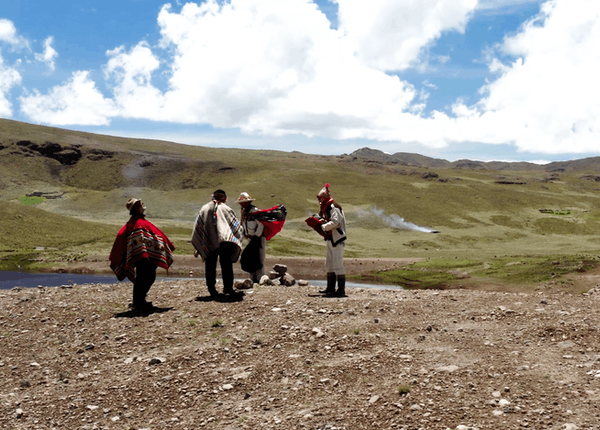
113, 306, 173, 318
195, 292, 245, 303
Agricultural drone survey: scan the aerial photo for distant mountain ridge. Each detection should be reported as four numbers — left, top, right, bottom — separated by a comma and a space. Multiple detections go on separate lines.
348, 147, 600, 172
1, 118, 600, 173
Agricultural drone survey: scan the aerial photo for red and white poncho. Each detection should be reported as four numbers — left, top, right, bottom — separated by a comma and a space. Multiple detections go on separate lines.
109, 215, 175, 282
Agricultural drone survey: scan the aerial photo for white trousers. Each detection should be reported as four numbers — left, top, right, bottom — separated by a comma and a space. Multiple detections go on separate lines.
326, 241, 345, 275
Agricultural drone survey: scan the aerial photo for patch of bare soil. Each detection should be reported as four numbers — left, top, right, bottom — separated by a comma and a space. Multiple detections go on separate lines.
2, 271, 600, 430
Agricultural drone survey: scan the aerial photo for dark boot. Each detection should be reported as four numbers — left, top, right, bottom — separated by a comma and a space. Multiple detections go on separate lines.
319, 272, 336, 294
335, 275, 346, 297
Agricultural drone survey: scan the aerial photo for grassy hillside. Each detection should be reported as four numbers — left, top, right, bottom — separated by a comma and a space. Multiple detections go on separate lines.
2, 118, 600, 288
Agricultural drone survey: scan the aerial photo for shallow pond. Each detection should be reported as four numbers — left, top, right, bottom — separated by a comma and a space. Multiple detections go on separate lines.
0, 271, 399, 290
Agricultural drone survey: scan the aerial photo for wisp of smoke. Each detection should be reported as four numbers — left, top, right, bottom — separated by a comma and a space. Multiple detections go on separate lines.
361, 207, 439, 233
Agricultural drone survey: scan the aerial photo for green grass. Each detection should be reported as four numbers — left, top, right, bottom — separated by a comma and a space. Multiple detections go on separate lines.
398, 385, 411, 396
4, 119, 600, 288
18, 195, 46, 205
361, 255, 598, 289
210, 319, 224, 328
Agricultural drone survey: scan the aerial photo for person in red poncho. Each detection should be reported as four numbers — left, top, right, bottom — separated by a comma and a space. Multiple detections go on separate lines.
109, 198, 175, 312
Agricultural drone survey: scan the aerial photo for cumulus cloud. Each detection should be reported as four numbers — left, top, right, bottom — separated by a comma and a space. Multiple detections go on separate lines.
453, 0, 600, 153
0, 55, 22, 116
34, 37, 58, 71
20, 70, 115, 125
105, 42, 164, 119
153, 0, 423, 137
13, 0, 600, 156
0, 19, 28, 49
335, 0, 478, 71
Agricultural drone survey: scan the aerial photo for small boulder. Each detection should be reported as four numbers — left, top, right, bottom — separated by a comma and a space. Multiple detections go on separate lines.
281, 273, 296, 286
235, 279, 254, 290
273, 264, 288, 274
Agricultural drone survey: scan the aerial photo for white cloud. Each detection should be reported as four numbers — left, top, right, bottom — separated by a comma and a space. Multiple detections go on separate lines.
34, 36, 58, 71
0, 54, 22, 116
15, 0, 600, 156
0, 19, 28, 49
163, 0, 434, 137
104, 42, 164, 119
146, 0, 417, 138
335, 0, 478, 71
452, 0, 600, 153
20, 70, 115, 125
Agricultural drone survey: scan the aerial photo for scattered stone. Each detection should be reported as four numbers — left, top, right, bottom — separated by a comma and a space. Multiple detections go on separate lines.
436, 365, 459, 373
369, 395, 379, 404
273, 264, 288, 274
259, 275, 271, 285
235, 279, 254, 290
281, 273, 296, 286
149, 358, 164, 366
15, 408, 24, 418
233, 372, 251, 380
222, 384, 234, 391
298, 280, 309, 286
312, 327, 325, 338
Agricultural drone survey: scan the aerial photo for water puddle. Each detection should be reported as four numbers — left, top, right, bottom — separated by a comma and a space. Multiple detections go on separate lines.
0, 271, 400, 290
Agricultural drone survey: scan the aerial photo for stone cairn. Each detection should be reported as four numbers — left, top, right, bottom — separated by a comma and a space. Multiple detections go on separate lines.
234, 264, 297, 289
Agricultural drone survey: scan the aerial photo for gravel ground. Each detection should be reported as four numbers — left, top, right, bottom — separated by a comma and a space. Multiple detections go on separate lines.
2, 275, 600, 430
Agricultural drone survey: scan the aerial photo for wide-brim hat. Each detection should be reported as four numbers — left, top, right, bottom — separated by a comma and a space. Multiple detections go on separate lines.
237, 192, 255, 204
126, 198, 141, 211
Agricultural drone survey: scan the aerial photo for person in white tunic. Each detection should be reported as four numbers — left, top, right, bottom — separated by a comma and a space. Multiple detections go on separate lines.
316, 183, 347, 297
237, 192, 266, 283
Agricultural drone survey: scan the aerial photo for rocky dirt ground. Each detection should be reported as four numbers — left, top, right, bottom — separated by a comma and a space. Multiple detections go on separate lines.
2, 259, 600, 430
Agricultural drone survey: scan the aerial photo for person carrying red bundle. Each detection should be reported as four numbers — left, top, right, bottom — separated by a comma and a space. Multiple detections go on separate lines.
306, 183, 347, 297
237, 192, 287, 283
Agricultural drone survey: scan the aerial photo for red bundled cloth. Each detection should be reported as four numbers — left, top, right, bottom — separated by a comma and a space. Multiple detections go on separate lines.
247, 204, 287, 240
305, 215, 330, 239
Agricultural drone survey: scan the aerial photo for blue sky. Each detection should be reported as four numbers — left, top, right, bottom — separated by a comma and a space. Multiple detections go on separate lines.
1, 0, 599, 162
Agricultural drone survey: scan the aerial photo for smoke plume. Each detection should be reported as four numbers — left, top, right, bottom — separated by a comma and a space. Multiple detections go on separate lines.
359, 207, 439, 233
